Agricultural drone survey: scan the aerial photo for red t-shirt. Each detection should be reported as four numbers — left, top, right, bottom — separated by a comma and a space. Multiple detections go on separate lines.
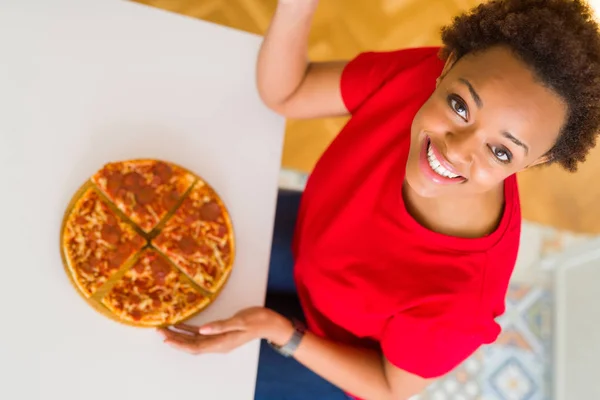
292, 47, 521, 380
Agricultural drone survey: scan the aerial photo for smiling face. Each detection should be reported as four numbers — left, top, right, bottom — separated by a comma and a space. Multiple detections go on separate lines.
405, 46, 568, 199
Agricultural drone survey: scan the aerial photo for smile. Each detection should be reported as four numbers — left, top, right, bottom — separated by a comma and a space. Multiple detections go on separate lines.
418, 137, 466, 185
427, 142, 460, 178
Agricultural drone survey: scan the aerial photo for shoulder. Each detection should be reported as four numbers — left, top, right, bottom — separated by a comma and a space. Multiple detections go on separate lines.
341, 47, 444, 114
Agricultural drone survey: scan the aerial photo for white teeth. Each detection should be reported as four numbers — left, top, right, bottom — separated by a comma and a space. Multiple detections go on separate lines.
427, 143, 460, 179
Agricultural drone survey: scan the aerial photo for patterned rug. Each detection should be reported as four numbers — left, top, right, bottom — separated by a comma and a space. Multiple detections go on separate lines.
410, 283, 554, 400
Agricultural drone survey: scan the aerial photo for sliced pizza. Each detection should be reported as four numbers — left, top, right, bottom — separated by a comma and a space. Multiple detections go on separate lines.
92, 160, 196, 233
62, 188, 145, 297
153, 181, 234, 294
101, 249, 209, 326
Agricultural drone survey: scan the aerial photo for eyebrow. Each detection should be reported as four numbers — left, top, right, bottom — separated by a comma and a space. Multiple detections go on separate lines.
503, 131, 529, 155
456, 78, 529, 155
459, 78, 483, 109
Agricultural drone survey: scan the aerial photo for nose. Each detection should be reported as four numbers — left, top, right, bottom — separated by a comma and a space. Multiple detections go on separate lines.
444, 129, 479, 166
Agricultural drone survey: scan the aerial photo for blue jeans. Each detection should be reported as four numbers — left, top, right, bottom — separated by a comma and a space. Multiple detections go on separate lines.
254, 191, 350, 400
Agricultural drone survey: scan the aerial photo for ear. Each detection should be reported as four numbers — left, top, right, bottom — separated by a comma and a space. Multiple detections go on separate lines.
526, 154, 553, 168
436, 52, 458, 87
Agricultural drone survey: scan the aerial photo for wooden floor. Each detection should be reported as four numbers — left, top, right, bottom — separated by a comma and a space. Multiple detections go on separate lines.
133, 0, 600, 234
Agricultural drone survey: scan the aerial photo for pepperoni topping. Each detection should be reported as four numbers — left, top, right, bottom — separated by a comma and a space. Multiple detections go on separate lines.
198, 243, 212, 255
203, 263, 217, 278
133, 235, 146, 248
216, 224, 228, 238
134, 279, 147, 290
118, 243, 131, 255
149, 175, 159, 186
88, 240, 97, 251
123, 172, 144, 190
133, 262, 145, 274
163, 294, 173, 302
149, 291, 161, 300
75, 215, 87, 225
133, 204, 145, 215
163, 189, 180, 210
130, 309, 142, 321
130, 294, 141, 304
154, 162, 173, 183
106, 214, 118, 226
101, 224, 121, 245
186, 293, 198, 303
85, 231, 97, 242
179, 235, 199, 255
136, 186, 156, 206
80, 261, 94, 273
106, 172, 123, 194
148, 292, 161, 307
200, 201, 221, 222
184, 214, 196, 224
150, 257, 171, 282
108, 249, 128, 268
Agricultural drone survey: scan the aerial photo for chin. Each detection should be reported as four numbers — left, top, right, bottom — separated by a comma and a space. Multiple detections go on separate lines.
404, 168, 445, 198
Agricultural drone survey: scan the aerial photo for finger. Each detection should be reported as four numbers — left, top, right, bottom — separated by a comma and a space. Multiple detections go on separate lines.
173, 323, 201, 335
164, 339, 199, 354
199, 318, 243, 335
160, 328, 197, 344
157, 328, 168, 339
194, 332, 250, 353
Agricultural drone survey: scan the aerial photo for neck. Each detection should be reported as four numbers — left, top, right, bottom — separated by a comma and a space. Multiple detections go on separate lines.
402, 182, 505, 238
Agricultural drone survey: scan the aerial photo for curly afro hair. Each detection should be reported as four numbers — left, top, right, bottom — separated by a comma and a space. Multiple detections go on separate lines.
440, 0, 600, 172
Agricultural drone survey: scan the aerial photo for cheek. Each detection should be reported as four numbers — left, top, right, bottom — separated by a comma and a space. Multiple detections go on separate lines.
469, 162, 513, 189
412, 96, 451, 136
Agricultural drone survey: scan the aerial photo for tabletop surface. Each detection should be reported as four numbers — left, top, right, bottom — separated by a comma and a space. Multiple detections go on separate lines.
0, 1, 285, 399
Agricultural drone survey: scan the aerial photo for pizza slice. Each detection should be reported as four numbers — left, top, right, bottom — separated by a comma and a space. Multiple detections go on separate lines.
62, 188, 146, 297
153, 181, 234, 294
101, 249, 209, 326
92, 160, 196, 233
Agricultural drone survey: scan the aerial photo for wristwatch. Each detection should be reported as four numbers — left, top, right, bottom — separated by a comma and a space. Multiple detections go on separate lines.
267, 319, 306, 358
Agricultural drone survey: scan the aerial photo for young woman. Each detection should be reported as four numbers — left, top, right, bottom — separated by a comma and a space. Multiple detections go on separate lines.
159, 0, 600, 399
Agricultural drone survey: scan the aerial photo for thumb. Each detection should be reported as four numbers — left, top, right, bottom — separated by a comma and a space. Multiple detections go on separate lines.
199, 317, 242, 335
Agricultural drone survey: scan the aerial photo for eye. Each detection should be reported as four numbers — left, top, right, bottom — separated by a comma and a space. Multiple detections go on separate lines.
490, 145, 513, 163
447, 95, 468, 121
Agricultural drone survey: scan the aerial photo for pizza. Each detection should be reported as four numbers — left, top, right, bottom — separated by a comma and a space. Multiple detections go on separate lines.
153, 181, 234, 293
60, 159, 235, 327
101, 249, 210, 325
92, 160, 196, 233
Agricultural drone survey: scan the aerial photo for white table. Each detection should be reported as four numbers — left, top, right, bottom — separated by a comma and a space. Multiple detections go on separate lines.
0, 1, 285, 399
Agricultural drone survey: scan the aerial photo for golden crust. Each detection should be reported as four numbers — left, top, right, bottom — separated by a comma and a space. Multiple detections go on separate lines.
60, 159, 236, 328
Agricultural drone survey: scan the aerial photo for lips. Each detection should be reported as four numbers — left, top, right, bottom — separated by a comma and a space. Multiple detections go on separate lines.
418, 137, 466, 185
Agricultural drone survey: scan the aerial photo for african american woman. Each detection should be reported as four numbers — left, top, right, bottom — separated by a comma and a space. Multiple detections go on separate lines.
159, 1, 600, 399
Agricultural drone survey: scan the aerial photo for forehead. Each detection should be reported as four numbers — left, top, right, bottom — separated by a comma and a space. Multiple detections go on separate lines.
447, 46, 567, 155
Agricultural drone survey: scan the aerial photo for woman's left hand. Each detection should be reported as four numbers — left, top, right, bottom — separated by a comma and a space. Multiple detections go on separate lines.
157, 307, 294, 355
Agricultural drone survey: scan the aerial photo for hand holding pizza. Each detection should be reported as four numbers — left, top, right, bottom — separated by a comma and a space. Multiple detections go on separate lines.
158, 307, 294, 354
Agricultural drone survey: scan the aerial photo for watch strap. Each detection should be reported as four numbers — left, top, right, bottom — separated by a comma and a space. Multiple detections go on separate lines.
268, 319, 306, 358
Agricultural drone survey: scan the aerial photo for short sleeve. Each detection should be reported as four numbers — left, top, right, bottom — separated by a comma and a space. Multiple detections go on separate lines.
380, 310, 483, 379
340, 47, 441, 114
